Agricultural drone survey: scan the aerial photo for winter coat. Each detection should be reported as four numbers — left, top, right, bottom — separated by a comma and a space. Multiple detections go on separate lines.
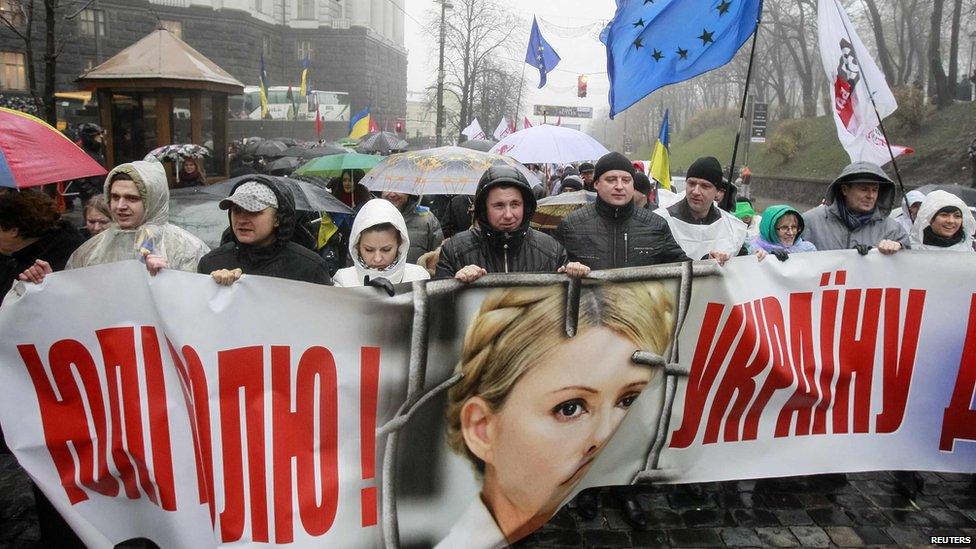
555, 197, 688, 270
400, 197, 444, 263
909, 190, 976, 252
749, 204, 818, 254
1, 221, 85, 299
442, 194, 474, 238
333, 199, 430, 286
197, 176, 332, 285
802, 161, 909, 251
436, 166, 567, 278
66, 161, 210, 271
652, 200, 749, 261
893, 189, 926, 235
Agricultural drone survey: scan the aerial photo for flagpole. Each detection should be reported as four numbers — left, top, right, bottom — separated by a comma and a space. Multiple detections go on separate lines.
830, 0, 910, 207
726, 1, 763, 192
514, 58, 527, 130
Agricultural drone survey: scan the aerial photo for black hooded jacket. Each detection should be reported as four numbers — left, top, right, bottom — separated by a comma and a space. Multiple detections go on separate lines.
197, 176, 332, 285
435, 166, 567, 278
1, 221, 85, 298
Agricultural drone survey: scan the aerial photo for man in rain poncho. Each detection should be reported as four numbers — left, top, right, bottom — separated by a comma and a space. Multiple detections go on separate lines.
19, 161, 209, 282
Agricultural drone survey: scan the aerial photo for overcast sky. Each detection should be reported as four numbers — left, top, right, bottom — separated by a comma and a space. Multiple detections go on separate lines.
403, 0, 618, 121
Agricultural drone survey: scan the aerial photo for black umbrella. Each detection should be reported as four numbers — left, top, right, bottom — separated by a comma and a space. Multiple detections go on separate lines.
914, 184, 976, 207
459, 139, 497, 152
266, 156, 302, 175
356, 131, 408, 155
281, 144, 347, 159
198, 175, 354, 214
245, 140, 288, 157
270, 137, 301, 146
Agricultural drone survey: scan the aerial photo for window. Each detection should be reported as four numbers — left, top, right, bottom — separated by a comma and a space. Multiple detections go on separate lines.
297, 40, 312, 61
160, 20, 182, 39
297, 0, 315, 19
79, 9, 106, 38
0, 0, 23, 27
0, 52, 26, 90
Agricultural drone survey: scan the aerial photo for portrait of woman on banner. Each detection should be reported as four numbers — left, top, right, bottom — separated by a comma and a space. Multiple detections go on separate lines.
438, 282, 674, 547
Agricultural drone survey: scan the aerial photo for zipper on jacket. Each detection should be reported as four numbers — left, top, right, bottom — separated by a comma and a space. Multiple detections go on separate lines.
611, 224, 618, 267
624, 232, 629, 264
503, 243, 509, 273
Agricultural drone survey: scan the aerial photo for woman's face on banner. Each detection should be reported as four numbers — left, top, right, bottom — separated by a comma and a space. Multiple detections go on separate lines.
478, 326, 653, 528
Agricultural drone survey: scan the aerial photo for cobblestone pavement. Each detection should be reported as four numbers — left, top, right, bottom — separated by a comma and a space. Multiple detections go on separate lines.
2, 453, 973, 548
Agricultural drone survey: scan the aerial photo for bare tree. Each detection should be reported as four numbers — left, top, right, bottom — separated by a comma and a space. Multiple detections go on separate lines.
929, 0, 953, 107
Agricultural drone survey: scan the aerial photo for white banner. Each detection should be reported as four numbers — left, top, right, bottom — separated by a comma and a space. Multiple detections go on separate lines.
1, 253, 975, 548
460, 118, 485, 141
656, 251, 976, 481
817, 0, 912, 165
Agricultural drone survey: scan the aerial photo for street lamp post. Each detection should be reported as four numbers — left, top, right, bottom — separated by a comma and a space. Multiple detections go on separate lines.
435, 0, 452, 147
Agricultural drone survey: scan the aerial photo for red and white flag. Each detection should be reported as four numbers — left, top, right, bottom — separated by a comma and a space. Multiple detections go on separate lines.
556, 115, 562, 127
818, 0, 912, 166
461, 118, 485, 141
315, 105, 322, 138
523, 116, 533, 129
493, 117, 513, 140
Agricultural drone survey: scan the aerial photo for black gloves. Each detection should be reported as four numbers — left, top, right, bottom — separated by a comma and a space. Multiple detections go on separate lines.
363, 276, 396, 297
853, 244, 872, 256
772, 249, 790, 262
575, 487, 648, 529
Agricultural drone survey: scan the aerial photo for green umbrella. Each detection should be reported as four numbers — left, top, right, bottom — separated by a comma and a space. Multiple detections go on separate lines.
294, 152, 382, 178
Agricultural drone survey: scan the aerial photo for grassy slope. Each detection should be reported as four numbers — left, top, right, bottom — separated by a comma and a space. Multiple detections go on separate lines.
665, 102, 975, 185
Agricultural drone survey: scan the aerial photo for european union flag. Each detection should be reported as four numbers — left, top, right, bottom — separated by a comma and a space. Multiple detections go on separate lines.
602, 0, 762, 117
525, 17, 561, 88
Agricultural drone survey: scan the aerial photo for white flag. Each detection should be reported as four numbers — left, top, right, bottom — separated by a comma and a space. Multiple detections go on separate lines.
493, 117, 513, 140
818, 0, 912, 166
461, 118, 485, 141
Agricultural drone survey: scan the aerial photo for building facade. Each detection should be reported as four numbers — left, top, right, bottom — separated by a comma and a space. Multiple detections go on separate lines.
0, 0, 407, 125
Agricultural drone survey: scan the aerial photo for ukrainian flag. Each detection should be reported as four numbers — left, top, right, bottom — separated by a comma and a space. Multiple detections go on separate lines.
348, 107, 371, 139
299, 55, 310, 97
259, 52, 270, 119
649, 110, 671, 190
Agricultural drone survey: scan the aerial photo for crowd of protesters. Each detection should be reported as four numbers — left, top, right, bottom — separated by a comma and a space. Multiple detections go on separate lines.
3, 128, 976, 544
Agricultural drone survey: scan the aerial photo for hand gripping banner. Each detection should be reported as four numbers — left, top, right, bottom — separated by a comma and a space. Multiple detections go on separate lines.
0, 252, 974, 548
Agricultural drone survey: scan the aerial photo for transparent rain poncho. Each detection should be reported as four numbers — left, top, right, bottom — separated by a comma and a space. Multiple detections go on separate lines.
66, 161, 210, 271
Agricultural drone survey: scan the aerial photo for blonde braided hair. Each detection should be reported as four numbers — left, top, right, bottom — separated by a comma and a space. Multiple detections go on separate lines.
446, 282, 674, 472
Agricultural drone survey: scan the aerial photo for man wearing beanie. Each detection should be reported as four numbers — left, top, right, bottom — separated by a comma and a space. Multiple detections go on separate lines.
555, 151, 681, 270
646, 156, 749, 264
633, 172, 653, 209
578, 162, 596, 191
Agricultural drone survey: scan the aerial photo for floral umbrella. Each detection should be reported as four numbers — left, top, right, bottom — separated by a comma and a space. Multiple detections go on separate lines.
144, 143, 210, 162
359, 146, 538, 196
531, 190, 597, 230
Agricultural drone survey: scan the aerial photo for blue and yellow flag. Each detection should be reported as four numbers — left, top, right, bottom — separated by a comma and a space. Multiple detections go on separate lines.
601, 0, 761, 117
348, 107, 371, 140
649, 110, 671, 190
299, 55, 310, 97
259, 51, 270, 118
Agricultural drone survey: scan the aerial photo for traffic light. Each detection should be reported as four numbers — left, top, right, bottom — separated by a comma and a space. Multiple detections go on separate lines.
395, 120, 404, 134
577, 74, 588, 98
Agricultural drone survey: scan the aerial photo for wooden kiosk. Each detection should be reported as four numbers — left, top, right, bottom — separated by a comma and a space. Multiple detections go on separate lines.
77, 28, 244, 178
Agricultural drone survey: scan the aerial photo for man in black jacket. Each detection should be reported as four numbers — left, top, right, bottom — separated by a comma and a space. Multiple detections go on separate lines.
197, 176, 332, 285
435, 166, 589, 281
555, 151, 686, 270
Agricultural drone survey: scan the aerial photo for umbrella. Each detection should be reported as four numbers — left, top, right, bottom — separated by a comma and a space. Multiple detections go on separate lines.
490, 124, 609, 164
531, 190, 597, 230
0, 107, 107, 189
245, 140, 288, 157
459, 139, 497, 152
281, 144, 347, 159
913, 184, 976, 207
266, 156, 303, 175
294, 152, 383, 178
359, 146, 539, 196
356, 131, 409, 155
144, 143, 210, 162
270, 137, 301, 146
197, 175, 354, 215
336, 137, 359, 147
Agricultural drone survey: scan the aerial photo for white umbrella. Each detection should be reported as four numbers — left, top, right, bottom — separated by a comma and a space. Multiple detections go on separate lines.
489, 124, 609, 164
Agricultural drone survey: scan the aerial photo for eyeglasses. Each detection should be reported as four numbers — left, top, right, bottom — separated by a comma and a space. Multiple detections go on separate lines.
776, 225, 799, 233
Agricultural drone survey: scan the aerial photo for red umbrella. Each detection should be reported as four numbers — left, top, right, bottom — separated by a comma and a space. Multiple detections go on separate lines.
0, 107, 107, 189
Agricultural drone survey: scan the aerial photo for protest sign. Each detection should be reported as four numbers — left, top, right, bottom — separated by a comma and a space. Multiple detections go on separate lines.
0, 252, 973, 548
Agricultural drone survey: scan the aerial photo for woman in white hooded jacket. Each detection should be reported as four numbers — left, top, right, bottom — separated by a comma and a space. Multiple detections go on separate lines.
908, 190, 976, 252
333, 199, 431, 287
